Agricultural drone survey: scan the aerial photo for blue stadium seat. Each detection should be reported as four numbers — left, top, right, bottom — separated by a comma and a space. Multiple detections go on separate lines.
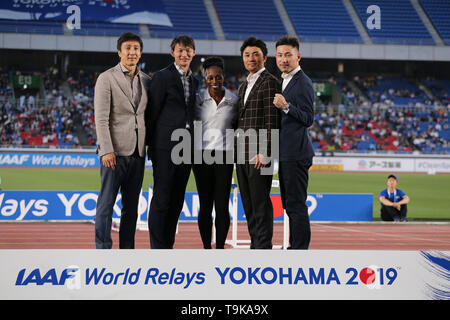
0, 20, 63, 35
351, 0, 435, 45
73, 22, 140, 37
365, 78, 431, 105
214, 0, 286, 41
283, 0, 362, 43
149, 0, 216, 39
420, 0, 450, 45
440, 129, 450, 140
357, 140, 371, 150
424, 79, 450, 104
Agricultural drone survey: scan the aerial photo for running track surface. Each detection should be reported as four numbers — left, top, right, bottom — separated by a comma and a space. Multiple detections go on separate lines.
1, 222, 449, 250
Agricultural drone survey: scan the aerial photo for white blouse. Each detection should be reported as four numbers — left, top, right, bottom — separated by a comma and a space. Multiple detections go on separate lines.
194, 88, 238, 151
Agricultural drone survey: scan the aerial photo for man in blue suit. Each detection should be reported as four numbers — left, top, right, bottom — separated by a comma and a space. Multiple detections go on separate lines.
145, 35, 198, 249
273, 36, 315, 249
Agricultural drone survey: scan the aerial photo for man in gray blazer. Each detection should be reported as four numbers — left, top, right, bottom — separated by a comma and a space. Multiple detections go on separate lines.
94, 32, 151, 249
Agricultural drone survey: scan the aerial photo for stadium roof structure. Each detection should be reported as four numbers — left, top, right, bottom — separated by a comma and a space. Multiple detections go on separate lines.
0, 0, 449, 61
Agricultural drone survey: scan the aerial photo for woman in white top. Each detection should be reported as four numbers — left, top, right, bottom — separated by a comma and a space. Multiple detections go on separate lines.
193, 56, 238, 249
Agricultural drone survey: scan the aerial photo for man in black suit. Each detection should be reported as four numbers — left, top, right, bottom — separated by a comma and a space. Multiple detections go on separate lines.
145, 35, 198, 249
236, 37, 281, 249
273, 36, 315, 249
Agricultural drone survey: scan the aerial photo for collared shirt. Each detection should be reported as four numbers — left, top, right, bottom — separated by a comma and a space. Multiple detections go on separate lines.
174, 62, 192, 105
280, 65, 301, 114
281, 65, 301, 92
195, 88, 238, 151
244, 67, 265, 105
119, 62, 141, 109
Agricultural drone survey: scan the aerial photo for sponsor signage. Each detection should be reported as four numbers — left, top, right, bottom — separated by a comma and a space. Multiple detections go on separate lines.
0, 191, 373, 222
1, 152, 448, 173
313, 156, 450, 173
0, 0, 172, 26
0, 152, 152, 169
0, 250, 448, 300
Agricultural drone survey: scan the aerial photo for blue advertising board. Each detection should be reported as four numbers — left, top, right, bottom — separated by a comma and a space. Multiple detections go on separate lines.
0, 0, 172, 26
0, 191, 373, 222
0, 152, 152, 168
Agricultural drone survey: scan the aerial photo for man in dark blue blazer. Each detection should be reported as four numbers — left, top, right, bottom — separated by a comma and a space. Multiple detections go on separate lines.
145, 35, 198, 249
273, 36, 315, 249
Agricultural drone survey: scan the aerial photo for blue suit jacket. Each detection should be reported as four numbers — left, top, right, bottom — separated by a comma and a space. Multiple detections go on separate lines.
145, 63, 198, 155
280, 69, 315, 161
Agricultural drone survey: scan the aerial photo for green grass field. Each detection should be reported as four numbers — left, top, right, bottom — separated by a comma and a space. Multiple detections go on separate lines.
0, 168, 449, 220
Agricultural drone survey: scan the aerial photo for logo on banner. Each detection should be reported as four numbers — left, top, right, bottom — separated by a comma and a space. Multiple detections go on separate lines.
271, 195, 318, 218
15, 266, 80, 289
215, 265, 398, 288
358, 159, 368, 170
14, 265, 398, 290
0, 191, 372, 222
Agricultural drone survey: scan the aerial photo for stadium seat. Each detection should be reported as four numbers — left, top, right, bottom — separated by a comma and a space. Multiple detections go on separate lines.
0, 20, 64, 35
360, 77, 432, 106
420, 0, 450, 45
283, 0, 362, 43
351, 0, 435, 45
148, 0, 216, 39
215, 0, 286, 41
73, 22, 141, 37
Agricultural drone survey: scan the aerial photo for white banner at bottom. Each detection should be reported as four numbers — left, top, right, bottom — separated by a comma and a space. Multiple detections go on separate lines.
0, 250, 448, 300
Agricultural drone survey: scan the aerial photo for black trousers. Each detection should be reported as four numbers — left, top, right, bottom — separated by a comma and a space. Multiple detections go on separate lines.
193, 150, 233, 249
279, 158, 312, 250
148, 148, 191, 249
95, 153, 145, 249
236, 163, 274, 249
381, 204, 407, 221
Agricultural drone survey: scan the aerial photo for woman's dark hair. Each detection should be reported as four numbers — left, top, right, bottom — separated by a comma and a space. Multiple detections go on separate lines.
117, 32, 143, 51
240, 37, 268, 57
202, 56, 224, 76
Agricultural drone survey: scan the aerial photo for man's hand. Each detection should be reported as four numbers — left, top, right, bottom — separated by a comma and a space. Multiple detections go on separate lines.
393, 203, 401, 211
250, 153, 265, 170
102, 153, 116, 170
273, 93, 288, 110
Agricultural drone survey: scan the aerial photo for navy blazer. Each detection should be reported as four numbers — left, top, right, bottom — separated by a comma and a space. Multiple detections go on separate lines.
280, 69, 315, 161
145, 63, 198, 154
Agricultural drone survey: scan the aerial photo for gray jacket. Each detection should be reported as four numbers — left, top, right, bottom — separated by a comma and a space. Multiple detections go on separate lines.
94, 63, 151, 157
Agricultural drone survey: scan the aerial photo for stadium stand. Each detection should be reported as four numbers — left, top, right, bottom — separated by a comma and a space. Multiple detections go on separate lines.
148, 0, 216, 39
309, 103, 449, 154
214, 0, 286, 41
335, 77, 367, 107
0, 101, 79, 148
2, 66, 448, 154
0, 0, 446, 45
66, 69, 97, 147
73, 22, 141, 37
0, 1, 449, 154
425, 79, 450, 105
420, 0, 450, 45
283, 0, 362, 43
0, 67, 89, 148
351, 0, 435, 45
356, 76, 432, 106
0, 20, 63, 35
